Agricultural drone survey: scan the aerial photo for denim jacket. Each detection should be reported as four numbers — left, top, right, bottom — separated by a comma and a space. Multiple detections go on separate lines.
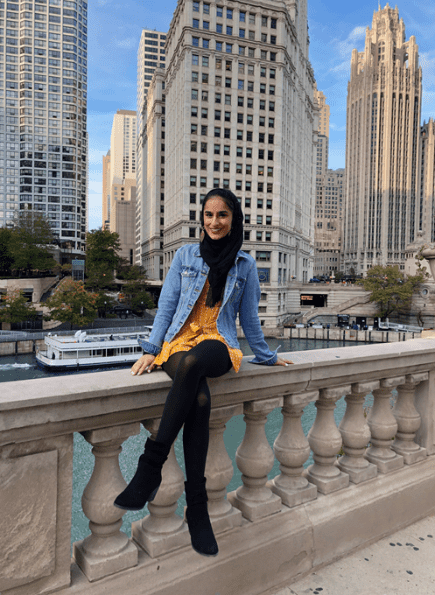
139, 244, 279, 365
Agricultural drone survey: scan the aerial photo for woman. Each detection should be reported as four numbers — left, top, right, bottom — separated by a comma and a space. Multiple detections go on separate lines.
114, 188, 293, 557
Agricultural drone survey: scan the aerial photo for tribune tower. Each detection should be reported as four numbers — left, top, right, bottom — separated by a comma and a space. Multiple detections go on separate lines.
343, 5, 422, 275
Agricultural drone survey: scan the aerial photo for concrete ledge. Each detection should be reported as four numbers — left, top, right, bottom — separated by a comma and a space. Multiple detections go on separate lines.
53, 456, 435, 595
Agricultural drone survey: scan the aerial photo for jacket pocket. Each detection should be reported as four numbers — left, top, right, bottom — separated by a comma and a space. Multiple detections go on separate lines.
180, 266, 198, 293
228, 276, 247, 306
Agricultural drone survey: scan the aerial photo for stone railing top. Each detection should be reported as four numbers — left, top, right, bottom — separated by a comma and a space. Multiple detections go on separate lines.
1, 338, 435, 440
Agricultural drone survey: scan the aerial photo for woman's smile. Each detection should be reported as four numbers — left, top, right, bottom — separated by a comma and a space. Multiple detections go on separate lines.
203, 197, 233, 239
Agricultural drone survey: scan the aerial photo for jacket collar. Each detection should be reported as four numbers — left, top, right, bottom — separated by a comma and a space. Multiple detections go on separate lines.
192, 244, 249, 261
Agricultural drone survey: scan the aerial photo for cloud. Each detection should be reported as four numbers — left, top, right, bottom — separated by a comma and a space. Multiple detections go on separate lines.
333, 25, 366, 60
115, 37, 138, 49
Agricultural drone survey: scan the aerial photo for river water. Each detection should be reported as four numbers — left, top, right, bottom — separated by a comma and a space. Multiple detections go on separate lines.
1, 337, 370, 546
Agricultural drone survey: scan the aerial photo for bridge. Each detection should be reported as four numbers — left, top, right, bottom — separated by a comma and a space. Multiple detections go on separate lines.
1, 339, 435, 595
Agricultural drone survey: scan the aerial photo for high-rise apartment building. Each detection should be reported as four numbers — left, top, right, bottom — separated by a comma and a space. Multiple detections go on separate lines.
150, 0, 317, 325
343, 5, 422, 275
102, 110, 136, 261
136, 28, 166, 265
1, 0, 88, 257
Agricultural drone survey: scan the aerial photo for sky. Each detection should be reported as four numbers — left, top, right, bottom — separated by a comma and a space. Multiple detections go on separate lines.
87, 0, 435, 231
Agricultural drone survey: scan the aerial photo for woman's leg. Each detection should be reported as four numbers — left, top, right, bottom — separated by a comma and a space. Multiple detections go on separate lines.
157, 340, 232, 447
160, 340, 232, 557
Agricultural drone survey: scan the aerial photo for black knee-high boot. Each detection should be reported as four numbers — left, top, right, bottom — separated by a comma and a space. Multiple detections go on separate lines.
114, 438, 171, 511
185, 478, 218, 557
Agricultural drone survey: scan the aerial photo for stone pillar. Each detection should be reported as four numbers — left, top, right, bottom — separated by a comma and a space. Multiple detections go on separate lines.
392, 373, 428, 464
268, 391, 318, 507
73, 424, 140, 582
228, 398, 282, 521
337, 381, 378, 484
132, 419, 189, 558
365, 377, 405, 473
307, 386, 351, 494
205, 404, 243, 533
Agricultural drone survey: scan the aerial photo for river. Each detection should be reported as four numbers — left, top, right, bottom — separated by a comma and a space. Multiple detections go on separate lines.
1, 337, 371, 546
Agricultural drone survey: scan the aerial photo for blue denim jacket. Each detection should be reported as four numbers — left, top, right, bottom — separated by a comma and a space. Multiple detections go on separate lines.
139, 244, 279, 365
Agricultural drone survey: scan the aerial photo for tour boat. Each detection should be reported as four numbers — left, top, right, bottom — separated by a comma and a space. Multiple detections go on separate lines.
35, 328, 153, 370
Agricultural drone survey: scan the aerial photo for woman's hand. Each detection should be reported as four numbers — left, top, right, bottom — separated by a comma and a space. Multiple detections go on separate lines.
131, 354, 157, 376
275, 357, 294, 367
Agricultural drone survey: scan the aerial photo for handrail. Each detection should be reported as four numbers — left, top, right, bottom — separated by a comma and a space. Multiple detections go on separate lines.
1, 338, 435, 595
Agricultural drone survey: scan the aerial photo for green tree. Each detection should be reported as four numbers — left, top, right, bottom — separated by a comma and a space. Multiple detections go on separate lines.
45, 279, 98, 328
122, 279, 154, 314
0, 228, 14, 277
358, 265, 424, 319
9, 211, 57, 276
0, 290, 39, 324
85, 229, 121, 291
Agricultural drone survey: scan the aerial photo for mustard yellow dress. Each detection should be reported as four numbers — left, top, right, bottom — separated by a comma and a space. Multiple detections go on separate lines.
153, 279, 243, 372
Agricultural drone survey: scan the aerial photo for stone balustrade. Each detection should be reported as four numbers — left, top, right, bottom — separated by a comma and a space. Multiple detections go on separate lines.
2, 339, 435, 595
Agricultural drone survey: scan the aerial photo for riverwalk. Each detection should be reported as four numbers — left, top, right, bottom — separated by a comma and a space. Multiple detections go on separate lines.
269, 513, 435, 595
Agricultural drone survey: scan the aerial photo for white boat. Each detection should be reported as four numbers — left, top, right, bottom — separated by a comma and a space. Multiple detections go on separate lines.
35, 328, 153, 370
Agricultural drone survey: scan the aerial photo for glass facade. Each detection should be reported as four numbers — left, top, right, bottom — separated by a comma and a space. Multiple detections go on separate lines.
0, 0, 88, 254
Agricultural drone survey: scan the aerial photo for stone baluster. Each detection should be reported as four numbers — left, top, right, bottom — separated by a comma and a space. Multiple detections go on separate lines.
73, 423, 140, 582
204, 404, 243, 533
392, 373, 428, 464
337, 381, 378, 484
365, 377, 405, 473
268, 391, 319, 507
306, 386, 351, 494
228, 398, 283, 521
132, 418, 189, 558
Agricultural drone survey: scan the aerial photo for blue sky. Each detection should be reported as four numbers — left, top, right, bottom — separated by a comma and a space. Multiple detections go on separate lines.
87, 0, 435, 230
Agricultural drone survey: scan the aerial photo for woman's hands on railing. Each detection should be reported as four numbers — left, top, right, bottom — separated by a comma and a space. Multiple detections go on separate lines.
275, 357, 294, 367
131, 354, 157, 375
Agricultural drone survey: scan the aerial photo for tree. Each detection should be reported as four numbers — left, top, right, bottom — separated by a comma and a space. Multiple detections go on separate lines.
9, 212, 57, 276
122, 278, 155, 314
45, 279, 98, 328
0, 228, 14, 277
0, 290, 39, 324
358, 265, 424, 319
85, 229, 121, 291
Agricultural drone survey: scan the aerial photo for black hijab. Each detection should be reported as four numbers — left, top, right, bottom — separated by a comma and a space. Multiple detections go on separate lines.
199, 188, 244, 307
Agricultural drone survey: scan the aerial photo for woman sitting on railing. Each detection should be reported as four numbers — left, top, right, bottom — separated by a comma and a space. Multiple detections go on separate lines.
114, 188, 293, 557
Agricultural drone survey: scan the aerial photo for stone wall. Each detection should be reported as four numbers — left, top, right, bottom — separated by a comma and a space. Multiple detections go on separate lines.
1, 340, 435, 595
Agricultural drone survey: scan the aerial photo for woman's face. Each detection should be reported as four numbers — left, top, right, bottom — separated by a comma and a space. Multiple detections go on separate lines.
203, 197, 233, 240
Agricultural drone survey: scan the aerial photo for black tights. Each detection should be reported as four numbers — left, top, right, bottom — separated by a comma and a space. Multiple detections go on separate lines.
156, 340, 232, 484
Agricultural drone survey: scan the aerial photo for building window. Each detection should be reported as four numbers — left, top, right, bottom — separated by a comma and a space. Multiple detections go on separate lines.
193, 19, 199, 28
244, 230, 250, 240
189, 227, 196, 238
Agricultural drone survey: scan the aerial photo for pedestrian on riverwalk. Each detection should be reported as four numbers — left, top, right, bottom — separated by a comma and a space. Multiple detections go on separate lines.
114, 188, 293, 557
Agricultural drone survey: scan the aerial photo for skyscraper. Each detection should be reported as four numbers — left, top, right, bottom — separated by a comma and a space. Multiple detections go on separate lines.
102, 110, 137, 261
2, 0, 88, 257
136, 28, 166, 265
313, 88, 343, 277
418, 119, 435, 244
343, 5, 422, 275
147, 0, 316, 325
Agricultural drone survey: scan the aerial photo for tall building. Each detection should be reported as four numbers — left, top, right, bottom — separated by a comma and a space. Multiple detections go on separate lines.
0, 0, 88, 257
139, 69, 166, 280
343, 5, 422, 275
419, 119, 435, 244
102, 150, 111, 229
313, 88, 343, 277
147, 0, 317, 325
314, 168, 344, 276
136, 28, 166, 265
102, 110, 137, 261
